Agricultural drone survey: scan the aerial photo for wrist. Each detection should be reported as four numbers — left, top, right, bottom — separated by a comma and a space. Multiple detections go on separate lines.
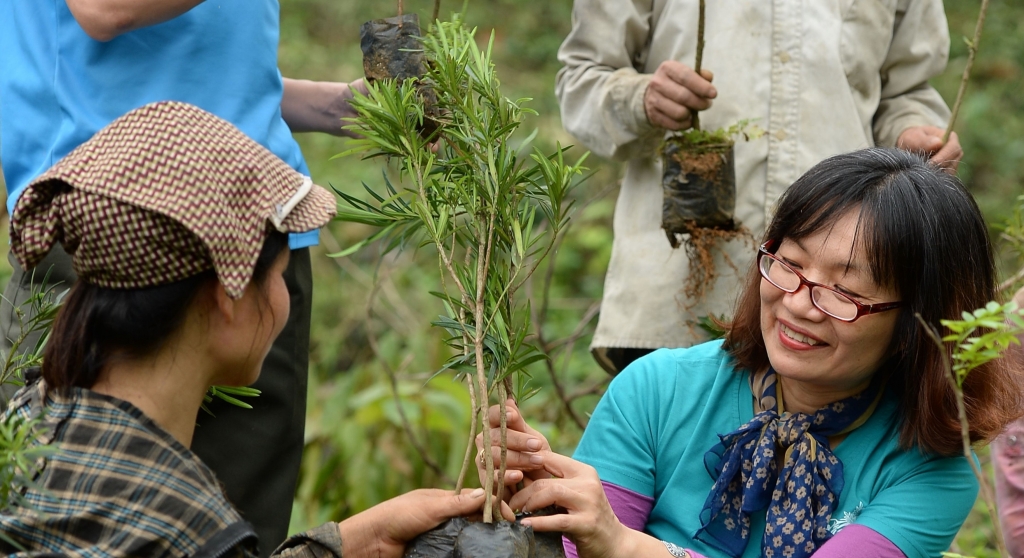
338, 514, 382, 558
330, 81, 365, 138
610, 522, 642, 557
615, 528, 691, 558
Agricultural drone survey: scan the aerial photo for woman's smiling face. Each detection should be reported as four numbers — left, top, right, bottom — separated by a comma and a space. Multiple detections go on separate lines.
760, 208, 900, 404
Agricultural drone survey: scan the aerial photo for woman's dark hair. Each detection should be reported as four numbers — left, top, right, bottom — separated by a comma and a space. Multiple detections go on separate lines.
724, 148, 1024, 456
43, 230, 290, 391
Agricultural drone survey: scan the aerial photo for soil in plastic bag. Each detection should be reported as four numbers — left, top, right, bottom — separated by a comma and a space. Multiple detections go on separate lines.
456, 521, 533, 558
661, 139, 736, 244
404, 517, 467, 558
360, 14, 427, 82
661, 138, 751, 301
532, 531, 568, 558
403, 517, 565, 558
359, 13, 440, 138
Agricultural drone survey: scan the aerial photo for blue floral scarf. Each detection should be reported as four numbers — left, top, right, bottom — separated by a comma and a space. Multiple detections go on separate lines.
696, 367, 885, 558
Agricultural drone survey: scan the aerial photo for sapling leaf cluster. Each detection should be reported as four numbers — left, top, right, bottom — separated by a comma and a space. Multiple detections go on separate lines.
918, 300, 1024, 558
943, 301, 1024, 387
335, 17, 588, 522
0, 274, 62, 545
998, 194, 1024, 293
666, 119, 765, 152
0, 270, 63, 397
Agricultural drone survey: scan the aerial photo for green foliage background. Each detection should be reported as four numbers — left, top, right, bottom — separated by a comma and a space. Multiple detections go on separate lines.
0, 1, 1020, 555
278, 2, 1024, 554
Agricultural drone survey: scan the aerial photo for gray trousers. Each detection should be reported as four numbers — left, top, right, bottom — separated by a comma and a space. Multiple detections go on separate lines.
0, 245, 312, 558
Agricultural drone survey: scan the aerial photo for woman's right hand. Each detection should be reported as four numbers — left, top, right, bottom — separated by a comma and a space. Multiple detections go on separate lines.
643, 60, 716, 131
510, 451, 639, 558
475, 399, 553, 493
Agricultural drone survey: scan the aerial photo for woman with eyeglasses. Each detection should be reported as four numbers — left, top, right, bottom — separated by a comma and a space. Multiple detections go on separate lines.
475, 148, 1024, 558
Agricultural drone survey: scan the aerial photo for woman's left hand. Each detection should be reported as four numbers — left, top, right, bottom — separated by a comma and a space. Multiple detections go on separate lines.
475, 399, 553, 491
509, 451, 634, 558
339, 488, 513, 558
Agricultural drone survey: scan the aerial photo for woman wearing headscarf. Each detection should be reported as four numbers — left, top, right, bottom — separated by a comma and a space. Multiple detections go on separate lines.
0, 101, 495, 557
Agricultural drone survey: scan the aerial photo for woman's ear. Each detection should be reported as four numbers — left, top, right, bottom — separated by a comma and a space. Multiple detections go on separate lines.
211, 282, 238, 325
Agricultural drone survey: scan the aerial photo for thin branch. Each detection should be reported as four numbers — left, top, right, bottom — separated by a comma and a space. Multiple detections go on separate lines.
944, 0, 991, 143
480, 211, 516, 341
453, 242, 477, 493
532, 301, 601, 431
432, 0, 442, 24
431, 218, 472, 306
999, 265, 1024, 294
495, 383, 509, 515
321, 229, 416, 336
692, 0, 706, 131
366, 269, 454, 485
408, 158, 474, 343
536, 223, 562, 327
534, 178, 618, 328
915, 314, 1008, 558
568, 380, 609, 402
474, 230, 495, 523
560, 301, 602, 351
527, 184, 617, 428
434, 232, 474, 354
455, 373, 479, 492
555, 300, 602, 379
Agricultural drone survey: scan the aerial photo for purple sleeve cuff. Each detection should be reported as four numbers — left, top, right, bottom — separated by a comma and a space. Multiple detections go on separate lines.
560, 485, 901, 558
664, 526, 899, 558
563, 481, 654, 558
814, 524, 906, 557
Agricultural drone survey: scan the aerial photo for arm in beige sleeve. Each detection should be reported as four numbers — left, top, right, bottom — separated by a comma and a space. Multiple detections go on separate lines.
65, 0, 205, 41
872, 0, 953, 147
554, 0, 660, 160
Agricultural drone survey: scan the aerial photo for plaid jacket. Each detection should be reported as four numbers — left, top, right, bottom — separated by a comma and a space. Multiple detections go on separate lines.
0, 379, 343, 557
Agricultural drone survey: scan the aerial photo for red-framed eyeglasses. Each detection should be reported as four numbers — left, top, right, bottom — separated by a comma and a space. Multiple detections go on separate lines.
757, 242, 902, 322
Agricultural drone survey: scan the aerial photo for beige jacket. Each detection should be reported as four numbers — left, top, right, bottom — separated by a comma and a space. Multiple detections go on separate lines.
557, 0, 952, 350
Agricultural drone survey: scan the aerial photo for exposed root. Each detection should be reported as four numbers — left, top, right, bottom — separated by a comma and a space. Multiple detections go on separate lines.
673, 221, 755, 301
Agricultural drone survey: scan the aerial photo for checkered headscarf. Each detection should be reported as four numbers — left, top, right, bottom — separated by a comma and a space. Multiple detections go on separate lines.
10, 101, 336, 298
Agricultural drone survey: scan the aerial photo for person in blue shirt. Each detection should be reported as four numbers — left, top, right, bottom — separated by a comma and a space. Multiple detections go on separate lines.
477, 149, 1024, 558
0, 1, 367, 553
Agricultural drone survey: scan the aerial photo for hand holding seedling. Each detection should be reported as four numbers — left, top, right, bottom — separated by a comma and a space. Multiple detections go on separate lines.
897, 125, 963, 173
644, 60, 717, 131
338, 488, 513, 558
476, 399, 553, 490
510, 452, 657, 558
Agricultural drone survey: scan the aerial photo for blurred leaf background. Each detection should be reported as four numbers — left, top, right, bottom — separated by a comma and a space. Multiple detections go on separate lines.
0, 1, 1021, 555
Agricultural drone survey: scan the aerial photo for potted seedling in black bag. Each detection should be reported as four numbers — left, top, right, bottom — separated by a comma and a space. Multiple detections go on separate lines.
660, 0, 761, 301
359, 0, 443, 138
338, 15, 585, 558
